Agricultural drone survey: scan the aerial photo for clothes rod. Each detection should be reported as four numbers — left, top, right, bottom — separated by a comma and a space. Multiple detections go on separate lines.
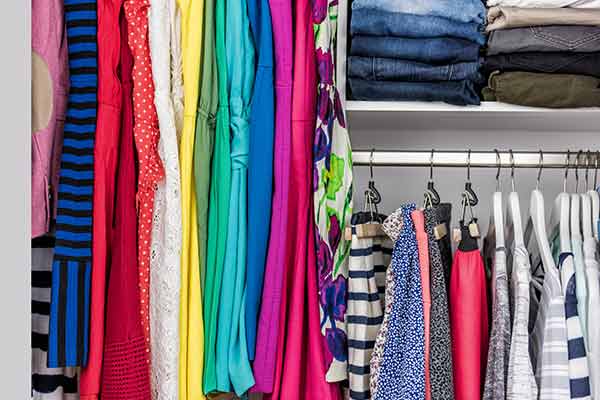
353, 150, 599, 168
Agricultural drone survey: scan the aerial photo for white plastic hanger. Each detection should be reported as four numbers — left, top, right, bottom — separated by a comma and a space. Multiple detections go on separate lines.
582, 151, 593, 242
526, 150, 554, 274
588, 150, 600, 240
490, 150, 505, 248
507, 151, 526, 249
571, 152, 583, 245
548, 151, 572, 254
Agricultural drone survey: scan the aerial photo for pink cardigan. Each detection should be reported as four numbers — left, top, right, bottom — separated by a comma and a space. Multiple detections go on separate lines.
31, 0, 69, 238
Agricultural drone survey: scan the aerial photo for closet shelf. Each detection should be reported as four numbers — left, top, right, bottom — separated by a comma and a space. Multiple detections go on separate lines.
346, 101, 600, 113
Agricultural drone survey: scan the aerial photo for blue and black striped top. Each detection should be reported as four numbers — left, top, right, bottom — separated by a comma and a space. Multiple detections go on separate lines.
48, 0, 97, 368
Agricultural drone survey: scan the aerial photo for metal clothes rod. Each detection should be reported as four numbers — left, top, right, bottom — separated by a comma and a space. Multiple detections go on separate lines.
353, 150, 600, 168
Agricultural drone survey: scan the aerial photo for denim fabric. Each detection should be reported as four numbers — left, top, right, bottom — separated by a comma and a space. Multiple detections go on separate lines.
487, 25, 600, 55
349, 78, 481, 105
482, 71, 600, 108
350, 9, 486, 45
351, 35, 481, 63
352, 0, 485, 24
484, 52, 600, 78
348, 56, 482, 82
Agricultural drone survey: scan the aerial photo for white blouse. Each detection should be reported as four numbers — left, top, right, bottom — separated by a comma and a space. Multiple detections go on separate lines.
148, 0, 183, 398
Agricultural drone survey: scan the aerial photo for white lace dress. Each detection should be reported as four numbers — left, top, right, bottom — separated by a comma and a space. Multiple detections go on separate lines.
148, 0, 183, 398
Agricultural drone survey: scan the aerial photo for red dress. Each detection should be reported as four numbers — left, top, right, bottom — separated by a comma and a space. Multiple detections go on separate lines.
124, 0, 164, 351
99, 15, 151, 400
79, 0, 123, 397
450, 224, 489, 400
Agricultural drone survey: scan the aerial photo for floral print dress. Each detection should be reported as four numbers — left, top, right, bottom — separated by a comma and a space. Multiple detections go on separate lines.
313, 0, 354, 383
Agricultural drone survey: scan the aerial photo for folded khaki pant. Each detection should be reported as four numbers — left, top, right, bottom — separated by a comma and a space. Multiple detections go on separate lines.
487, 7, 600, 31
483, 71, 600, 108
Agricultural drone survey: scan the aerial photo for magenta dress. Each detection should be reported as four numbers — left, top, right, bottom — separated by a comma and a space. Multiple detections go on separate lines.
251, 0, 293, 391
263, 0, 342, 397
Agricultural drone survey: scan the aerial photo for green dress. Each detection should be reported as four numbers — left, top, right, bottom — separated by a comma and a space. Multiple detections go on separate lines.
194, 0, 217, 296
202, 0, 232, 392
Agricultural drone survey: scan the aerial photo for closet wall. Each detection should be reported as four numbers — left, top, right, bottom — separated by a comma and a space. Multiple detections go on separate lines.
350, 112, 600, 231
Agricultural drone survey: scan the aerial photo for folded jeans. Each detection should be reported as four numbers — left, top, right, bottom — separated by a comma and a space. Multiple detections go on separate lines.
352, 0, 485, 24
487, 25, 600, 55
350, 36, 481, 63
482, 71, 600, 108
484, 52, 600, 78
486, 7, 600, 31
349, 78, 481, 105
348, 56, 483, 82
486, 0, 600, 9
350, 9, 486, 45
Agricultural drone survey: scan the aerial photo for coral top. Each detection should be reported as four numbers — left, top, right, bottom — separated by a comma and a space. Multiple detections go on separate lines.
412, 209, 432, 400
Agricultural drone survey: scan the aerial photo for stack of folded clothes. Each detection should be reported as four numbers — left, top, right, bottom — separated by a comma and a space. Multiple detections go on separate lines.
484, 4, 600, 108
348, 0, 487, 105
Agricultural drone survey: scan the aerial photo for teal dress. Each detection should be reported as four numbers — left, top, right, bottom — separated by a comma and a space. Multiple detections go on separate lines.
215, 0, 256, 394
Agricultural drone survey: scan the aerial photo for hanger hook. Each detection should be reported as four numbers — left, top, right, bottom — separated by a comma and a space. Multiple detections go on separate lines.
430, 149, 434, 182
585, 150, 591, 191
369, 148, 375, 180
467, 149, 472, 182
592, 151, 600, 190
575, 150, 582, 193
509, 149, 515, 192
494, 149, 501, 191
564, 150, 570, 193
536, 150, 543, 190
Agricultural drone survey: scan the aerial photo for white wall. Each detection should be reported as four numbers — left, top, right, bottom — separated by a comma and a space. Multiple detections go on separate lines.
349, 111, 600, 235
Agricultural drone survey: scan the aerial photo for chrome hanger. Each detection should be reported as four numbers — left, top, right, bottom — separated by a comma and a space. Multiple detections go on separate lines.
575, 150, 582, 193
564, 150, 571, 193
424, 149, 441, 207
495, 149, 501, 192
536, 150, 543, 190
585, 150, 591, 191
509, 149, 516, 192
363, 149, 382, 221
464, 149, 479, 206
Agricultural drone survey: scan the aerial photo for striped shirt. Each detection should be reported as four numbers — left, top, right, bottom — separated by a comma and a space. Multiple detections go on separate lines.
526, 223, 570, 400
559, 252, 592, 400
347, 217, 392, 400
48, 0, 97, 368
32, 244, 78, 399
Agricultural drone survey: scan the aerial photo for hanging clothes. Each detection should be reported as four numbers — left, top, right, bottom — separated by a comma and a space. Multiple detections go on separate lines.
559, 252, 592, 399
245, 0, 275, 360
412, 210, 432, 400
31, 244, 78, 399
99, 21, 151, 397
147, 0, 183, 396
124, 0, 164, 356
482, 224, 511, 399
370, 204, 425, 400
313, 0, 354, 382
177, 0, 205, 393
48, 0, 98, 369
434, 204, 453, 292
80, 0, 124, 396
215, 0, 256, 392
193, 0, 217, 294
251, 0, 293, 389
31, 0, 68, 239
583, 235, 600, 400
571, 230, 589, 348
423, 208, 455, 400
202, 0, 231, 390
265, 0, 341, 397
527, 228, 570, 400
347, 212, 392, 400
450, 222, 489, 400
507, 243, 538, 400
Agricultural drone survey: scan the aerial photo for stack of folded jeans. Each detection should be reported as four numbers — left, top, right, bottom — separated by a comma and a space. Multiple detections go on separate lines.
348, 0, 487, 105
483, 4, 600, 107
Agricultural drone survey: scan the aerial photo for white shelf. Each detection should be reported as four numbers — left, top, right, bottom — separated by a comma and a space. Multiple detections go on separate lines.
346, 101, 600, 113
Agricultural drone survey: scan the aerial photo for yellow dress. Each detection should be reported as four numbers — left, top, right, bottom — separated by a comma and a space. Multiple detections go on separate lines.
178, 0, 205, 397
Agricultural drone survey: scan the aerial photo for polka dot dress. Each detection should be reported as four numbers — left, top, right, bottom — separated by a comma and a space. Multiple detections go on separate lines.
124, 0, 164, 359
